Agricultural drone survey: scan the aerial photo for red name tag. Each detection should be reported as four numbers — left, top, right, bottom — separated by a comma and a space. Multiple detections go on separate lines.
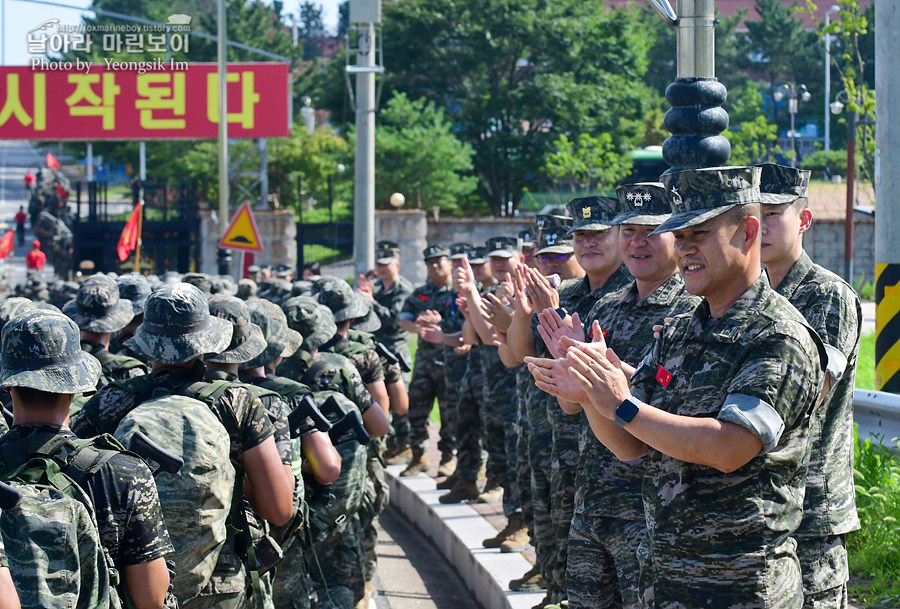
656, 365, 673, 388
588, 327, 608, 340
417, 294, 430, 302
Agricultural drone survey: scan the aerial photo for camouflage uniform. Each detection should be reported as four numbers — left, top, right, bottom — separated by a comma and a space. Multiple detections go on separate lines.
774, 251, 861, 606
567, 275, 699, 609
454, 341, 486, 482
402, 277, 456, 456
0, 310, 174, 605
544, 267, 630, 597
629, 275, 825, 608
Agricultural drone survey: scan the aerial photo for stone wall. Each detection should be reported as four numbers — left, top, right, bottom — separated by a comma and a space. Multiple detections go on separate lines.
805, 215, 875, 285
426, 217, 533, 251
199, 209, 296, 276
375, 210, 428, 285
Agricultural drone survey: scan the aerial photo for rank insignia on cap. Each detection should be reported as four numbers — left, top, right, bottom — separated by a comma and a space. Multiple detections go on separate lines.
537, 218, 546, 229
545, 233, 558, 245
656, 365, 673, 388
582, 207, 591, 219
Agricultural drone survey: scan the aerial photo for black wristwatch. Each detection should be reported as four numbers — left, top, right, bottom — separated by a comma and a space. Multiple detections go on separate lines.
614, 397, 640, 427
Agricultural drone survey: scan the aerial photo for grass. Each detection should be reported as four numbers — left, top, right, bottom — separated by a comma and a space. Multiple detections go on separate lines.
857, 331, 875, 390
849, 428, 900, 606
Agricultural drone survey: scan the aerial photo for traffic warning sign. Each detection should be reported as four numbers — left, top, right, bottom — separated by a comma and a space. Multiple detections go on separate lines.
219, 201, 264, 253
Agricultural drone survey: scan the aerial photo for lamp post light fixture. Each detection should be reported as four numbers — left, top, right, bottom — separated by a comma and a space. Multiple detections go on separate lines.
327, 163, 347, 223
824, 4, 840, 151
774, 83, 811, 168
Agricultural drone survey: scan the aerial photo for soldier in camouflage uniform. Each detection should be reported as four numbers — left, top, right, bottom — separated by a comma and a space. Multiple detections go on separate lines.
0, 309, 174, 608
0, 538, 17, 609
109, 272, 152, 360
0, 298, 37, 417
543, 183, 700, 609
456, 236, 527, 548
71, 283, 294, 609
62, 274, 148, 388
757, 163, 861, 609
438, 246, 493, 503
358, 240, 414, 455
532, 166, 826, 609
398, 245, 456, 476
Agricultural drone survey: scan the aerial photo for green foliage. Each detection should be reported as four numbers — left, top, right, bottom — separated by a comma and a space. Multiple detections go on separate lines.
856, 330, 874, 390
849, 428, 900, 605
801, 149, 848, 179
542, 133, 632, 194
375, 92, 478, 214
373, 0, 655, 214
267, 126, 350, 213
722, 83, 782, 165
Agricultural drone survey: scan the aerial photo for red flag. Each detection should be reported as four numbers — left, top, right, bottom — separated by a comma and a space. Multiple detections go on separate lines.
0, 231, 14, 259
117, 203, 141, 262
46, 153, 60, 171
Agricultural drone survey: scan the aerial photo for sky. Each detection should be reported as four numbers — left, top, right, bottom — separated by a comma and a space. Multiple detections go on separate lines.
0, 0, 343, 66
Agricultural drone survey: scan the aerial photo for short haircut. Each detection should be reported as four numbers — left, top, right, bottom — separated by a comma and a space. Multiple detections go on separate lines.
726, 203, 760, 226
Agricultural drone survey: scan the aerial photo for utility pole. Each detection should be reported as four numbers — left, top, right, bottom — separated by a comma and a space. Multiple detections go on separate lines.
875, 0, 900, 392
348, 0, 382, 279
217, 0, 230, 275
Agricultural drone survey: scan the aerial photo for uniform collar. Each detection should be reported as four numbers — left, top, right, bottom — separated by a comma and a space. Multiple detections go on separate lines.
692, 274, 774, 343
769, 250, 814, 300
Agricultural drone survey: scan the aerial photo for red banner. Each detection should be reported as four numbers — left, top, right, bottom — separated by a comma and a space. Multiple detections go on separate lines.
0, 62, 291, 140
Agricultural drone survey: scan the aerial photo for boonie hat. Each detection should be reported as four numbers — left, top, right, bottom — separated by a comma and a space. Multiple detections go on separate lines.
126, 283, 233, 364
318, 282, 369, 323
205, 294, 268, 364
116, 273, 152, 315
351, 298, 382, 333
283, 296, 337, 350
486, 236, 520, 258
62, 274, 134, 333
612, 183, 671, 226
0, 309, 101, 393
240, 300, 301, 369
653, 165, 761, 235
756, 163, 811, 204
256, 298, 304, 353
182, 272, 212, 296
0, 297, 37, 333
566, 196, 618, 233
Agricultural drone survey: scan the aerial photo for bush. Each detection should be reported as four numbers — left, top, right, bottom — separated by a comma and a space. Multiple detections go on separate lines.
801, 149, 848, 179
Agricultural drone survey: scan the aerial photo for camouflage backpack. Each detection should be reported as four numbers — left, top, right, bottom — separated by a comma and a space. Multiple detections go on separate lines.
0, 433, 126, 609
112, 392, 235, 604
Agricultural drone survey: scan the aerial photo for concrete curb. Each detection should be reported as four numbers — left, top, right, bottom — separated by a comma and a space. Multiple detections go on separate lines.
386, 463, 545, 609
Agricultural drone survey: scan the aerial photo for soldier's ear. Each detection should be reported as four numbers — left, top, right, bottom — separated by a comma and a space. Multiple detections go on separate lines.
743, 215, 760, 249
798, 208, 813, 235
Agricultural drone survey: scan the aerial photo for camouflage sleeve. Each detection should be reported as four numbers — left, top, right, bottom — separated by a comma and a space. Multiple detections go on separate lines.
262, 395, 292, 464
352, 349, 385, 385
344, 365, 375, 414
0, 529, 5, 567
400, 290, 419, 320
91, 452, 174, 567
804, 280, 861, 379
719, 322, 822, 453
227, 387, 276, 452
628, 316, 675, 404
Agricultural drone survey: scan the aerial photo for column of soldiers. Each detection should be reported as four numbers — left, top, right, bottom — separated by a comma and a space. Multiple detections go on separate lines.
0, 266, 405, 609
0, 161, 862, 609
374, 163, 860, 609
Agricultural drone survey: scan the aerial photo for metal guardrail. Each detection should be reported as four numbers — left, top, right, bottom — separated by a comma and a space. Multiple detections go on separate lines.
854, 389, 900, 445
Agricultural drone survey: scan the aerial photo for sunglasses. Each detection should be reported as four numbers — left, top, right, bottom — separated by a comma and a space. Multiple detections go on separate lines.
538, 253, 572, 263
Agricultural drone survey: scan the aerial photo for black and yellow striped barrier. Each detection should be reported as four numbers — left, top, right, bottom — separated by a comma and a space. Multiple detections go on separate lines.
875, 263, 900, 392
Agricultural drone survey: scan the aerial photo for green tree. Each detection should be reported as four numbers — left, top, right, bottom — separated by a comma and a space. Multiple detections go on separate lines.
722, 83, 782, 165
542, 133, 632, 194
374, 92, 477, 214
368, 0, 654, 215
296, 0, 325, 60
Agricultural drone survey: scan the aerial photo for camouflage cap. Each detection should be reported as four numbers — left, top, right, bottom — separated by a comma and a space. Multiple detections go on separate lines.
0, 297, 36, 333
486, 236, 521, 258
376, 240, 400, 264
309, 275, 348, 296
518, 229, 537, 248
317, 282, 369, 323
62, 274, 134, 333
566, 196, 618, 233
652, 165, 761, 235
351, 298, 382, 333
205, 294, 268, 364
756, 163, 811, 204
247, 264, 261, 275
291, 280, 313, 297
240, 300, 300, 369
0, 309, 101, 393
182, 272, 213, 296
282, 296, 337, 350
449, 243, 472, 260
422, 244, 450, 260
612, 182, 671, 226
535, 225, 575, 255
125, 283, 233, 364
116, 272, 151, 315
468, 246, 488, 264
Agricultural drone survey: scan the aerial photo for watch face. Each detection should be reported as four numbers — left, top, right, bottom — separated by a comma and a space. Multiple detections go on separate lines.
615, 398, 639, 426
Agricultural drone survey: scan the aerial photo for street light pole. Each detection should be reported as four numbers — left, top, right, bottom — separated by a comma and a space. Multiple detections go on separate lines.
824, 5, 839, 152
830, 90, 856, 283
774, 83, 810, 168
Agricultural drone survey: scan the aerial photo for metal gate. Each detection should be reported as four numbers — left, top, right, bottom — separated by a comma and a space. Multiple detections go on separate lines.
295, 221, 354, 273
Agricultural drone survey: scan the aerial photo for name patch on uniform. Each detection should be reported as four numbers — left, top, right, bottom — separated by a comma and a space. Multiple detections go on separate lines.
656, 365, 673, 388
417, 294, 430, 302
587, 327, 608, 340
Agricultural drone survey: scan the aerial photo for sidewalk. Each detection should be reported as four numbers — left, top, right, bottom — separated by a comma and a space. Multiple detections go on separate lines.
385, 423, 544, 609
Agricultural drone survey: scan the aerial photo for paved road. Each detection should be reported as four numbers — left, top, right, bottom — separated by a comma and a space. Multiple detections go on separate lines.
372, 507, 481, 609
0, 140, 58, 287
